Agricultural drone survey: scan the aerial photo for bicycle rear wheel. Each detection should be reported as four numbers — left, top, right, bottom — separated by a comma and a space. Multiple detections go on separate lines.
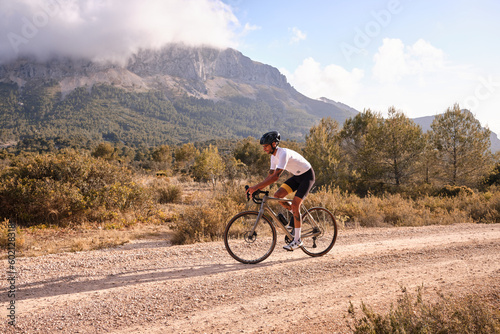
224, 211, 277, 264
300, 207, 337, 257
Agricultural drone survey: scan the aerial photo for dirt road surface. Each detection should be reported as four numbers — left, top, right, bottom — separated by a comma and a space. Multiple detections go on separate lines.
2, 223, 499, 333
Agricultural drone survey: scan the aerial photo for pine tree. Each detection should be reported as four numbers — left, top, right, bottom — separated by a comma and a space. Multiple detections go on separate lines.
339, 109, 384, 194
429, 104, 493, 187
303, 117, 341, 187
375, 107, 425, 187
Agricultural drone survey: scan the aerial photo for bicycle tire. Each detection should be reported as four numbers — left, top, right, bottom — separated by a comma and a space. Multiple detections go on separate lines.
224, 211, 277, 264
300, 207, 337, 257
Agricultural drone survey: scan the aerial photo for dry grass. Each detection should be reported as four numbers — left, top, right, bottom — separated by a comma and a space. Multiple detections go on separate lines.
0, 221, 175, 258
306, 186, 500, 228
349, 285, 500, 334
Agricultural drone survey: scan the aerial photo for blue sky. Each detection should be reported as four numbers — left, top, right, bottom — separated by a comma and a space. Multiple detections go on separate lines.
1, 0, 499, 134
226, 0, 500, 134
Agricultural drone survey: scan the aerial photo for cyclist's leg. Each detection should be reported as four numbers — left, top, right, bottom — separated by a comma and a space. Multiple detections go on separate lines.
276, 174, 303, 211
273, 186, 293, 211
291, 196, 303, 230
291, 168, 315, 242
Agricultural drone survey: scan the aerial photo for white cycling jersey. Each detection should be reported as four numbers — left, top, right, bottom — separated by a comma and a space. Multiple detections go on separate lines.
270, 147, 311, 176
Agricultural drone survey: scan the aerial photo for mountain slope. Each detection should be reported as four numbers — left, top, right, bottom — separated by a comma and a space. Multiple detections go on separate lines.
0, 45, 357, 146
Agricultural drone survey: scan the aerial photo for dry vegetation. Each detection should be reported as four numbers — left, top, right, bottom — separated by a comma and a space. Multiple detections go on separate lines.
1, 151, 499, 332
349, 286, 500, 333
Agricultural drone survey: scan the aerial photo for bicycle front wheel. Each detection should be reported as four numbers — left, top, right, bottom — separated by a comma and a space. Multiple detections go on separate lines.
300, 207, 337, 257
224, 211, 277, 264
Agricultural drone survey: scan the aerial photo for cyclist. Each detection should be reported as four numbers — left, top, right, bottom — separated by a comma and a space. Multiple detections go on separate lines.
246, 131, 316, 251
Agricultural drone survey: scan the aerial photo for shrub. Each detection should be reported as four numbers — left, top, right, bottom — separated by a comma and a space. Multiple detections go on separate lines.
147, 177, 184, 204
0, 150, 149, 227
350, 288, 500, 334
305, 185, 500, 227
157, 184, 183, 204
169, 181, 246, 245
435, 185, 475, 197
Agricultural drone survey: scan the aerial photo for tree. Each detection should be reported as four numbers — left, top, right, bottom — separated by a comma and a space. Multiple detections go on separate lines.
174, 143, 199, 173
191, 145, 225, 187
233, 137, 268, 177
339, 109, 384, 194
92, 142, 118, 161
303, 117, 341, 187
375, 107, 425, 187
417, 132, 439, 186
429, 104, 493, 187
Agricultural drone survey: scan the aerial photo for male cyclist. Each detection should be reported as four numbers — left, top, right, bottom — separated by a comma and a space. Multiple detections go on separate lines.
246, 131, 316, 251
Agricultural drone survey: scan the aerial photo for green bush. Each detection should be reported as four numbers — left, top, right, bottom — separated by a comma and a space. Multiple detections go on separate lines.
0, 150, 149, 227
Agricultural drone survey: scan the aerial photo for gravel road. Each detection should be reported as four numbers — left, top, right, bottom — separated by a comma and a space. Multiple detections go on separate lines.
1, 223, 499, 333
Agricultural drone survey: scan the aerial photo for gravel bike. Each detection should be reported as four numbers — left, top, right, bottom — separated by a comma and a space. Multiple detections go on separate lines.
224, 187, 338, 264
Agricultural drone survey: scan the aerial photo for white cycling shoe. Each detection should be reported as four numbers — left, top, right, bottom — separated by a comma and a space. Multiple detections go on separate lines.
283, 239, 303, 251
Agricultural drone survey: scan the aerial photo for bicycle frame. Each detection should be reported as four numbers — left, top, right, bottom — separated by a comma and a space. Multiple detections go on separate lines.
250, 194, 321, 240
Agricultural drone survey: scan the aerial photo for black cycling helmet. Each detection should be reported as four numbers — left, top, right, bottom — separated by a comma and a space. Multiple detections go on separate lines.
260, 131, 280, 145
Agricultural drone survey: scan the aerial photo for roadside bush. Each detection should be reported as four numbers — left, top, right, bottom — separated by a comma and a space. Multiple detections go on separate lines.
350, 288, 500, 334
169, 181, 246, 245
305, 185, 499, 227
0, 150, 149, 227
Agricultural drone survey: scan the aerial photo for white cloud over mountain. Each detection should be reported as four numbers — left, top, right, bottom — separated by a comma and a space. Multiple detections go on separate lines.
281, 57, 364, 102
0, 0, 239, 64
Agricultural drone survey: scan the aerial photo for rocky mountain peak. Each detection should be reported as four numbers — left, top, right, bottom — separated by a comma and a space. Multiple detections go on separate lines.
0, 44, 291, 96
126, 45, 291, 89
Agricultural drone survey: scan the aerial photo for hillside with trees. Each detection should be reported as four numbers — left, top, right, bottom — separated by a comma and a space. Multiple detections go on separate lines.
0, 81, 319, 147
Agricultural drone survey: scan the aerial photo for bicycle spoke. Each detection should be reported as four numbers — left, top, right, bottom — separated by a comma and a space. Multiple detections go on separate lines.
300, 207, 337, 257
224, 211, 276, 264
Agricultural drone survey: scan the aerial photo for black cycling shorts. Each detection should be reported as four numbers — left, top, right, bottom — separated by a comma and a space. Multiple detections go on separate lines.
281, 168, 315, 199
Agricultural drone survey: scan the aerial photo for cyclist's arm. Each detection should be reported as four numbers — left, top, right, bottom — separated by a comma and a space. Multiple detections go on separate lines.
247, 168, 283, 194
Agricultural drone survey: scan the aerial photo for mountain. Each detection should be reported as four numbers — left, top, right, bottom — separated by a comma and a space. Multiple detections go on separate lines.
413, 115, 500, 153
0, 44, 357, 147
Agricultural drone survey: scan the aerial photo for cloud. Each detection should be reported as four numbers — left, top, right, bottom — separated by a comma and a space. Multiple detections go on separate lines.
241, 22, 260, 36
0, 0, 240, 64
284, 38, 499, 135
372, 38, 446, 84
282, 57, 364, 101
289, 27, 306, 44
